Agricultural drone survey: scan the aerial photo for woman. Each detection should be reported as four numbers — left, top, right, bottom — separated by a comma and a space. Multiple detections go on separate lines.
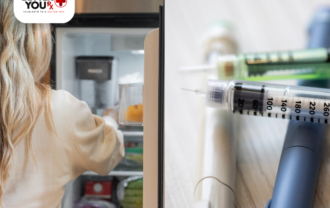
0, 1, 124, 207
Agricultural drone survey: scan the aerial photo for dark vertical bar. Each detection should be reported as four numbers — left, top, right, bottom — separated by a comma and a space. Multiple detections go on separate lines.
50, 27, 57, 89
158, 5, 165, 208
259, 85, 265, 114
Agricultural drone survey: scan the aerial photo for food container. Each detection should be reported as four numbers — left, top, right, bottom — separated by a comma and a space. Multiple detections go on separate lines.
84, 180, 112, 199
119, 83, 144, 126
117, 176, 143, 208
115, 138, 143, 171
76, 56, 117, 116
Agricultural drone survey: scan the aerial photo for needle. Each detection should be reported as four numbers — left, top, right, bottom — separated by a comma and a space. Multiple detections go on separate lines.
181, 88, 206, 96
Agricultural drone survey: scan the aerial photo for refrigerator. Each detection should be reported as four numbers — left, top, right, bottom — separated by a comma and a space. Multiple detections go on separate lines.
50, 2, 164, 207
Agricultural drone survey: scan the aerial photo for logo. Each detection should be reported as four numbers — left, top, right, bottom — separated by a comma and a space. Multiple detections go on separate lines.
55, 0, 67, 8
14, 0, 75, 23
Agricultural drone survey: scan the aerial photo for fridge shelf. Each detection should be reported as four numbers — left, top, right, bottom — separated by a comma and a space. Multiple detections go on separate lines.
122, 131, 144, 137
83, 171, 143, 177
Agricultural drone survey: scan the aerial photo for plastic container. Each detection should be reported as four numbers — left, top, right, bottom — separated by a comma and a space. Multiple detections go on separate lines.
115, 137, 144, 171
119, 83, 144, 126
76, 56, 117, 116
116, 176, 143, 208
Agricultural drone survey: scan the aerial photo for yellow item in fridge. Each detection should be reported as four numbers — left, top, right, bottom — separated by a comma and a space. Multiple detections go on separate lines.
124, 104, 143, 123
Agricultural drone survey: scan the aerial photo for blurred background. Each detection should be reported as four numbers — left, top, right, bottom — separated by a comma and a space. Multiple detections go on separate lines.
165, 0, 330, 207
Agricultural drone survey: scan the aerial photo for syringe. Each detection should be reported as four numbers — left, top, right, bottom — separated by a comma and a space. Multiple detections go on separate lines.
185, 80, 330, 123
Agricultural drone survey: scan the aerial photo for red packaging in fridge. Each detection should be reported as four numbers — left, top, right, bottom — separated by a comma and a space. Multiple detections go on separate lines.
84, 180, 112, 199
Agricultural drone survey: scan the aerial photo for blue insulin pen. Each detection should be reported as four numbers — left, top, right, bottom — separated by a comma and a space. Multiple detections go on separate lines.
266, 7, 330, 208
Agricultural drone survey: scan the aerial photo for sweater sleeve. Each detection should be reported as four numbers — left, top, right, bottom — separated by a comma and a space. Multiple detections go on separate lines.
63, 91, 125, 177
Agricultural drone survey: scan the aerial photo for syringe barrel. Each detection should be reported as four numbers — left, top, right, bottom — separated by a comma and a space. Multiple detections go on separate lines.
207, 80, 330, 123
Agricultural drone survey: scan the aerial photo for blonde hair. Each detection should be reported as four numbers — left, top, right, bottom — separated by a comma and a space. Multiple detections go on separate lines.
0, 0, 55, 205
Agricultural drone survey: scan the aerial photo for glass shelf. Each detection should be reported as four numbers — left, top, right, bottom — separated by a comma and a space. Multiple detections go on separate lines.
83, 171, 143, 177
122, 131, 144, 137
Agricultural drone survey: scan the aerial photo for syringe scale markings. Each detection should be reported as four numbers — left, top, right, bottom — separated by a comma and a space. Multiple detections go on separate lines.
203, 80, 330, 124
232, 108, 329, 123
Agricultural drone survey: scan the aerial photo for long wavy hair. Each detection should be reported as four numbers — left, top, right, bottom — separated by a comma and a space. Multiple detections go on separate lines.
0, 0, 55, 205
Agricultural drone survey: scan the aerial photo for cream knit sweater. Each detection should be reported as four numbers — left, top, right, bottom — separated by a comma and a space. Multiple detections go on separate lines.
2, 90, 124, 208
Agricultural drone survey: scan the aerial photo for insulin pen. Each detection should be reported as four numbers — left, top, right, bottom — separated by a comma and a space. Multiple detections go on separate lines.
185, 79, 330, 124
266, 7, 330, 208
193, 20, 237, 208
181, 47, 330, 81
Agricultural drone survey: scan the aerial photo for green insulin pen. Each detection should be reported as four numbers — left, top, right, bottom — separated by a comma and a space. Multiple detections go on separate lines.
181, 48, 330, 81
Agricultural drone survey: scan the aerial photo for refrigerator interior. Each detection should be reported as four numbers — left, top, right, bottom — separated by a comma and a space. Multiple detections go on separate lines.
56, 28, 152, 113
56, 27, 152, 208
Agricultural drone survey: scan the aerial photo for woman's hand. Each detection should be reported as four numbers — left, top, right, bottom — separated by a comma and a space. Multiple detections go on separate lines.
102, 105, 119, 124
